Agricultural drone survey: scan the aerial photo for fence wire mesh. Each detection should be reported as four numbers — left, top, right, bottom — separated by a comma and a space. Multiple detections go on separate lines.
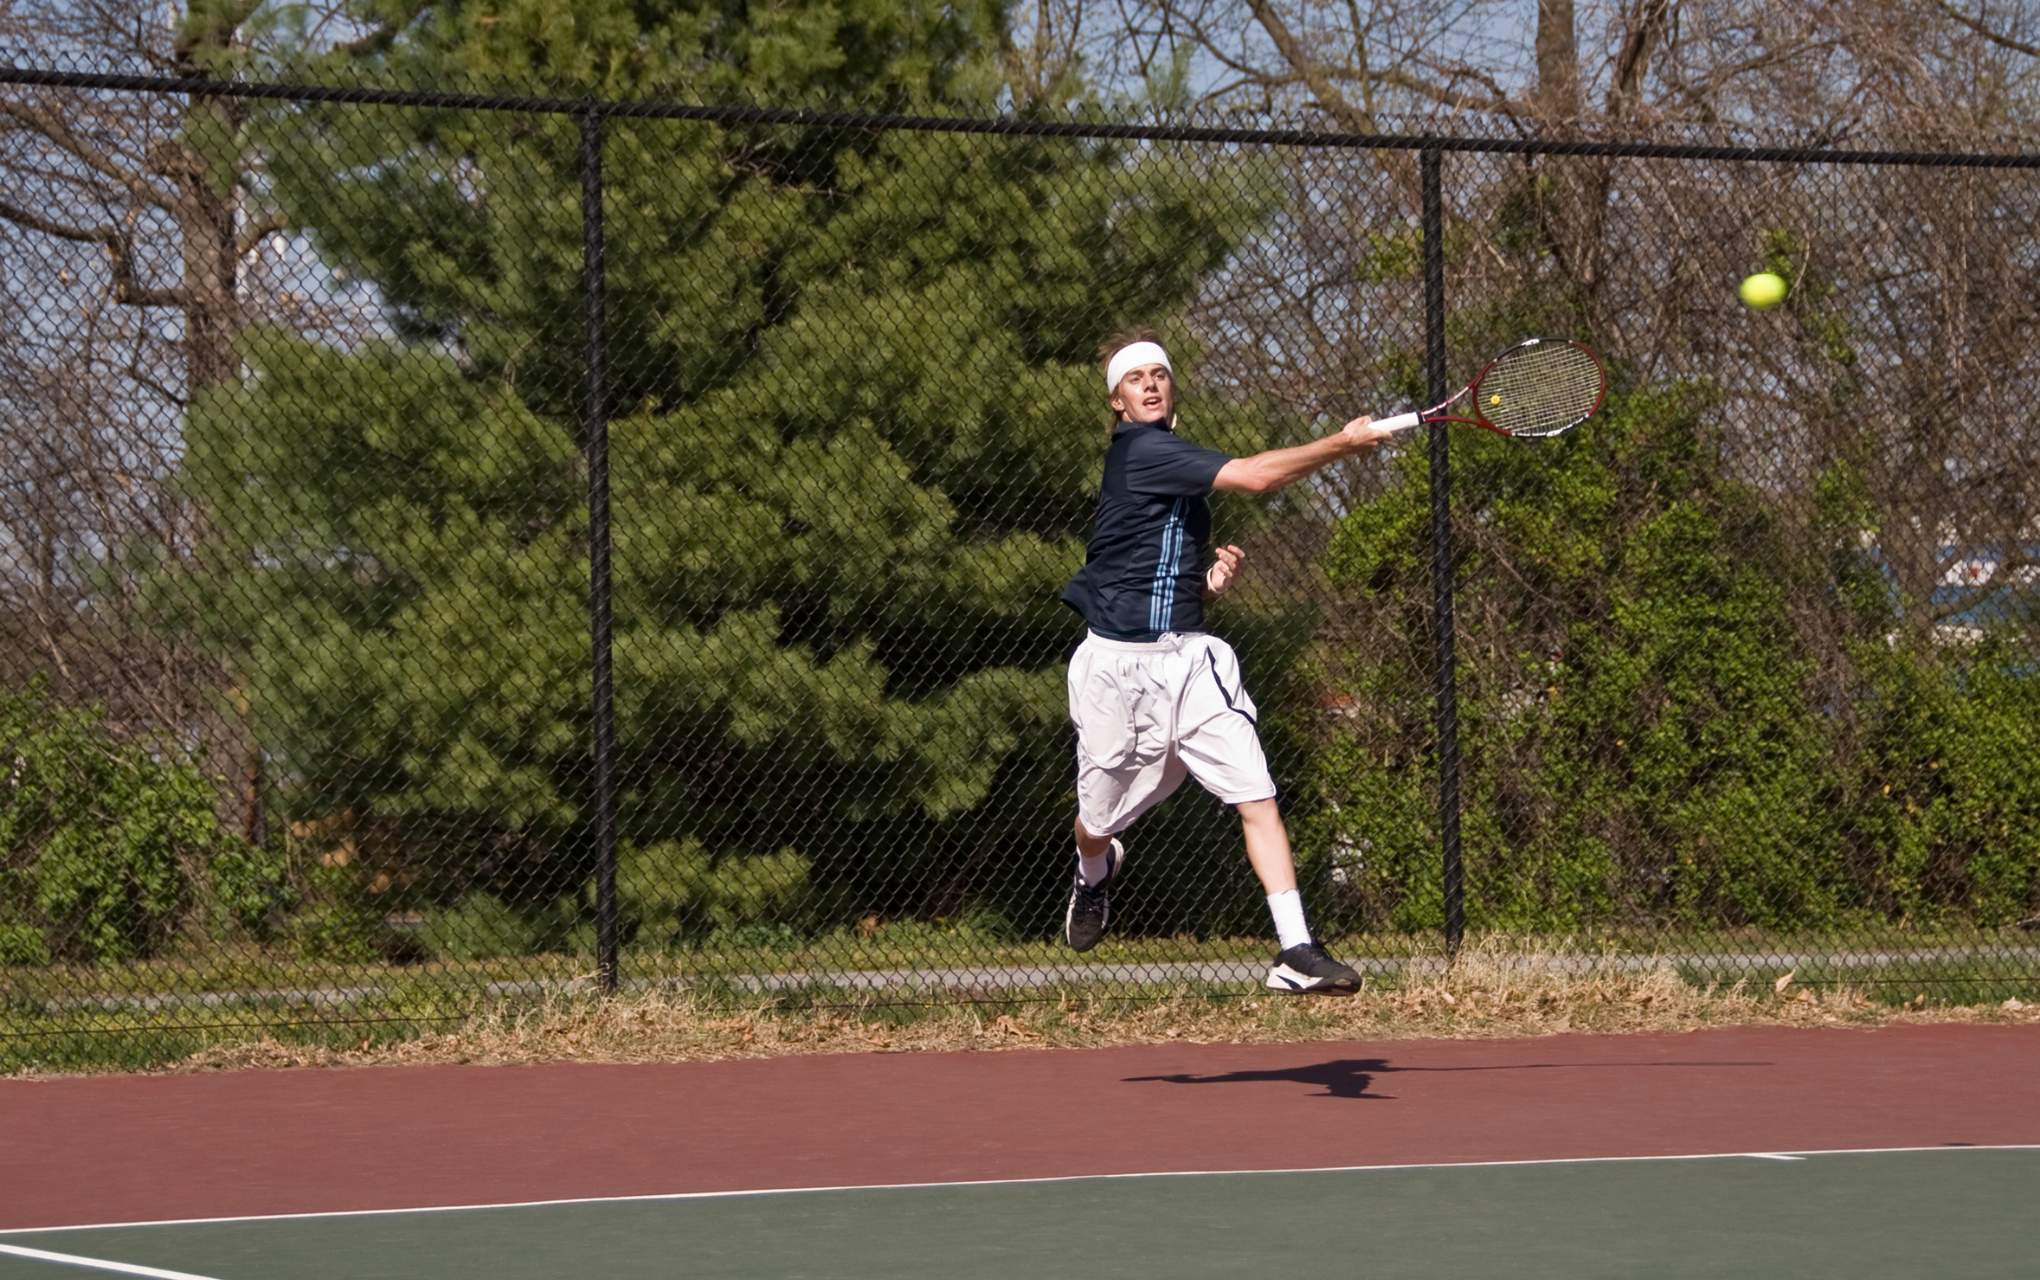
2, 61, 2036, 1055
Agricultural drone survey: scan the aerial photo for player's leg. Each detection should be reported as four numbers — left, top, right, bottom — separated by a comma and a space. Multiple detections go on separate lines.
1068, 812, 1122, 952
1236, 797, 1299, 922
1064, 638, 1184, 951
1173, 638, 1361, 995
1235, 798, 1359, 994
1065, 821, 1123, 953
1073, 815, 1114, 885
1066, 755, 1185, 951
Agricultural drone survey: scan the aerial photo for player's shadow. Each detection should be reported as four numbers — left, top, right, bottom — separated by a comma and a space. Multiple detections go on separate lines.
1123, 1058, 1770, 1100
1125, 1058, 1394, 1099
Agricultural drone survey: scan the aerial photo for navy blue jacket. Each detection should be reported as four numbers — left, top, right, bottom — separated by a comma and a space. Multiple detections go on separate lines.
1060, 420, 1233, 639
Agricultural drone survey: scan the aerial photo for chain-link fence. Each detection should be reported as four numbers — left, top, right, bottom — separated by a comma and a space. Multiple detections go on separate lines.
3, 60, 2037, 1057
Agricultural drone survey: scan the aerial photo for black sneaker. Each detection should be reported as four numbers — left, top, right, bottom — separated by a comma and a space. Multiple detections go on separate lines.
1063, 839, 1123, 952
1266, 942, 1362, 995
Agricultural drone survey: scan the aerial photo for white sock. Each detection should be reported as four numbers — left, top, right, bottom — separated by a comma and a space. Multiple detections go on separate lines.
1267, 889, 1311, 950
1079, 843, 1115, 887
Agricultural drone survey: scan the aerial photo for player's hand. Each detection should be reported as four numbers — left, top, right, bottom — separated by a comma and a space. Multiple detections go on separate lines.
1338, 415, 1392, 452
1206, 544, 1245, 597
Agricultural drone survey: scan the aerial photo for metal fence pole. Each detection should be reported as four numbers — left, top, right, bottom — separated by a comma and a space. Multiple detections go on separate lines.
1420, 146, 1465, 959
580, 107, 620, 993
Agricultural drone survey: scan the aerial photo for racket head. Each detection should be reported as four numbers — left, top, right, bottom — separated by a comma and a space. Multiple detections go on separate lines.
1450, 339, 1606, 438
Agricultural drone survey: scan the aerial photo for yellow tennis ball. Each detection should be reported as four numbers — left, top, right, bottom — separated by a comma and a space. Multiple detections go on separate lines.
1739, 271, 1787, 309
1488, 394, 1502, 406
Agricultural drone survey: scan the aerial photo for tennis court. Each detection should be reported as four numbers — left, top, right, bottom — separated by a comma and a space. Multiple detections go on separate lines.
6, 1023, 2036, 1278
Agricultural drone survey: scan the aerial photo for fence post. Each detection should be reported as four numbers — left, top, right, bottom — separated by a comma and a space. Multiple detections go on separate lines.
580, 107, 620, 994
1420, 146, 1465, 960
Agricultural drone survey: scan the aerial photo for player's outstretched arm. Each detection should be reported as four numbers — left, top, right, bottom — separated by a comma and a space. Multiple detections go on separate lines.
1211, 416, 1389, 495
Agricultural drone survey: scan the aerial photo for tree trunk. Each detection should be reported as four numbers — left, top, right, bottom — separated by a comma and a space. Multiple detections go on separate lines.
171, 79, 261, 843
1534, 0, 1581, 124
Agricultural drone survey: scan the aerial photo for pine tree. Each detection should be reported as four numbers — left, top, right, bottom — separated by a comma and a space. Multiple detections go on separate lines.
171, 0, 1283, 938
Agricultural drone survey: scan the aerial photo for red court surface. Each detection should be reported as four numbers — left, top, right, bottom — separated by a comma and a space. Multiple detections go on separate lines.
5, 1022, 2037, 1231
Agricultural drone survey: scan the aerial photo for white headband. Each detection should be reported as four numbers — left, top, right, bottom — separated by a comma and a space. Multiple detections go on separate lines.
1105, 341, 1172, 392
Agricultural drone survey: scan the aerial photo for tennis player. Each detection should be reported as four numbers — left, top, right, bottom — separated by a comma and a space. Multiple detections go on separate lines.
1059, 331, 1390, 994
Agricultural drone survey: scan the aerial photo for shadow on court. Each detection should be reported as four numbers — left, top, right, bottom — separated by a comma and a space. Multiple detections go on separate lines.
1123, 1057, 1772, 1099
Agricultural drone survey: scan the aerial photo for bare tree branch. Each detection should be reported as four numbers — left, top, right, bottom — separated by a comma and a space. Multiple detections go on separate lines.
0, 197, 187, 307
1402, 56, 1521, 113
0, 98, 177, 210
1243, 0, 1375, 130
1607, 0, 1674, 121
1659, 39, 1843, 116
0, 197, 117, 245
235, 212, 287, 259
1933, 0, 2040, 58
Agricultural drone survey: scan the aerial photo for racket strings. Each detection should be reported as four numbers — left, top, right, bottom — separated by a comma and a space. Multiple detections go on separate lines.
1475, 343, 1604, 437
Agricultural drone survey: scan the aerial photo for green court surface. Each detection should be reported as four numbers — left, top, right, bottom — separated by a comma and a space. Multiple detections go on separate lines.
2, 1147, 2032, 1279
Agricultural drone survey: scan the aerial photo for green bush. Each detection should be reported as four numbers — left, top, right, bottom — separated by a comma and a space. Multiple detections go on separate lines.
1835, 639, 2040, 925
287, 902, 424, 964
1305, 378, 2037, 935
207, 841, 298, 942
285, 867, 421, 964
417, 892, 565, 961
0, 924, 50, 968
286, 904, 379, 963
618, 839, 815, 949
0, 681, 232, 962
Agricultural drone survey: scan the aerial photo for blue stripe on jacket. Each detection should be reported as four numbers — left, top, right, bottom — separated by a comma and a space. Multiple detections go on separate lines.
1150, 497, 1187, 632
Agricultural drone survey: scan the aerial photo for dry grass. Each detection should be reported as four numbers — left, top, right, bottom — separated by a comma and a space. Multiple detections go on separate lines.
140, 939, 2040, 1077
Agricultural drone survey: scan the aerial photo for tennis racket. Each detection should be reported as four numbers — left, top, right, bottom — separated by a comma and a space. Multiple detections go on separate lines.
1377, 338, 1606, 438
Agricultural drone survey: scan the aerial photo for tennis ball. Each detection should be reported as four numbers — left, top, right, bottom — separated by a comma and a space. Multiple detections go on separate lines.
1738, 271, 1787, 309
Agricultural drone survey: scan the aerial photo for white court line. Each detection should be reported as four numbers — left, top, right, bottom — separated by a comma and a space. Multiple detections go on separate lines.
0, 1242, 222, 1279
3, 1143, 2034, 1239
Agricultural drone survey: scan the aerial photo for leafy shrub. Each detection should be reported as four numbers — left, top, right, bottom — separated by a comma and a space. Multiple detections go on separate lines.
207, 841, 298, 942
1834, 639, 2040, 925
1308, 377, 2040, 936
287, 904, 391, 963
417, 892, 564, 961
0, 681, 231, 962
618, 839, 815, 948
285, 867, 421, 964
0, 924, 50, 968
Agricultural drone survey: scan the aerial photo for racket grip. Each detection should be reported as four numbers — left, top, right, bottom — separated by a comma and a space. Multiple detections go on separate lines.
1376, 411, 1423, 433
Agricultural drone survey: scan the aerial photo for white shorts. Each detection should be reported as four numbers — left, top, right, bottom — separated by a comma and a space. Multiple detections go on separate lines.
1068, 630, 1277, 838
